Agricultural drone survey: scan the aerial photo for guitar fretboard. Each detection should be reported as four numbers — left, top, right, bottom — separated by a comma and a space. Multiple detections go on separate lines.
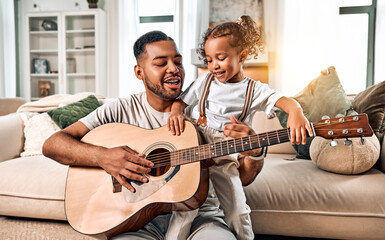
170, 128, 291, 166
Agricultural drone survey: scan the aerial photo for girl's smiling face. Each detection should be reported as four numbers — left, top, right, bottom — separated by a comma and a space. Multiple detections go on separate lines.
204, 36, 246, 83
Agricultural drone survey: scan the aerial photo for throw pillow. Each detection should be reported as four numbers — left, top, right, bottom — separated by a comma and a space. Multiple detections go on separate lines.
275, 66, 352, 159
293, 66, 352, 122
21, 112, 61, 157
353, 80, 385, 142
309, 135, 380, 174
47, 95, 100, 129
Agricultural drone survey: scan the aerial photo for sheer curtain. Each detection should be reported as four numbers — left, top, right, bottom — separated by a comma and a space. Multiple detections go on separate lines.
263, 0, 339, 96
106, 0, 139, 97
174, 0, 209, 89
0, 0, 16, 97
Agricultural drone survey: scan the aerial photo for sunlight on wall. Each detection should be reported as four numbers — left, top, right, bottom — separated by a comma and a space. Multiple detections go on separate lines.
267, 0, 375, 96
273, 1, 339, 96
336, 14, 368, 94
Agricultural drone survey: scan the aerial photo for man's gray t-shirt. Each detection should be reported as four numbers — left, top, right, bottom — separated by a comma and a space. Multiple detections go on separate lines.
80, 92, 170, 131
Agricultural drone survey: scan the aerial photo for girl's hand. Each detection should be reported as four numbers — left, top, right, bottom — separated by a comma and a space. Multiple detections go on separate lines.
167, 112, 185, 136
223, 115, 263, 157
287, 108, 313, 145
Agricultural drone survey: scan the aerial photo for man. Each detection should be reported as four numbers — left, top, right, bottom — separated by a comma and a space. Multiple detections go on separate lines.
43, 31, 263, 239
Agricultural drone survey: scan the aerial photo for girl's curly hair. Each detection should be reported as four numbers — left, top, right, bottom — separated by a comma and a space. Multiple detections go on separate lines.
197, 15, 263, 64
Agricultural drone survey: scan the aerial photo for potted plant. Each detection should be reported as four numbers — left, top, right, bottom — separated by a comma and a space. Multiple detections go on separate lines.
87, 0, 98, 8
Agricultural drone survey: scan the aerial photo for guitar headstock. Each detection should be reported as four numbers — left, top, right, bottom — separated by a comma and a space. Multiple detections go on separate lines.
313, 114, 373, 139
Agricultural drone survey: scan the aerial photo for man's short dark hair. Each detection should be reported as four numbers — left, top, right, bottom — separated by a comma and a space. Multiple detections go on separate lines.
133, 31, 174, 61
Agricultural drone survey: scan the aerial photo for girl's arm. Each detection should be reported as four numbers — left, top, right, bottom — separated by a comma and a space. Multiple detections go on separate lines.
274, 96, 313, 145
168, 99, 188, 135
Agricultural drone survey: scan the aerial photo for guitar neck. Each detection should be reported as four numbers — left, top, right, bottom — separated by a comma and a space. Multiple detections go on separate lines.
170, 127, 293, 166
165, 113, 373, 167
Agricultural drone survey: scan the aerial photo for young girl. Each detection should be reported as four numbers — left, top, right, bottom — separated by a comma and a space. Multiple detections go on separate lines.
168, 15, 312, 239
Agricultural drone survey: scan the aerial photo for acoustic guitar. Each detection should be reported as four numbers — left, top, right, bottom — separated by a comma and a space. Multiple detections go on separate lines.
65, 114, 373, 237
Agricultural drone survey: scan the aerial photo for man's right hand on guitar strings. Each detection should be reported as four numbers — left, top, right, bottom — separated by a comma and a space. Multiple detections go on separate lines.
97, 146, 154, 193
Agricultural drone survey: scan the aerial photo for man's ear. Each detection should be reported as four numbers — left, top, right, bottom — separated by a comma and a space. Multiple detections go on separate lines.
239, 49, 248, 62
134, 65, 144, 80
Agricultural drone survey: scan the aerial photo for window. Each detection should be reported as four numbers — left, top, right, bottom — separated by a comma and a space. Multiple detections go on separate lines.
338, 0, 376, 93
138, 0, 176, 38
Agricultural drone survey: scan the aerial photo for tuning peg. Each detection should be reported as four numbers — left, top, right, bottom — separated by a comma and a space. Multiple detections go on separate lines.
322, 115, 330, 120
360, 137, 366, 145
330, 140, 338, 147
335, 114, 344, 118
344, 138, 352, 146
348, 110, 358, 116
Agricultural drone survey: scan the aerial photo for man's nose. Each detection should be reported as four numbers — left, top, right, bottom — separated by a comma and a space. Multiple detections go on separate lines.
167, 61, 179, 73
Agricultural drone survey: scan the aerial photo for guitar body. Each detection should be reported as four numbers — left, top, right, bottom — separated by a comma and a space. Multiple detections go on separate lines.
65, 122, 209, 237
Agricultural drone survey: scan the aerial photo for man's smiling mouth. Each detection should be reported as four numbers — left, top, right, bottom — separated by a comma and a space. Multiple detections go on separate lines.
163, 76, 182, 88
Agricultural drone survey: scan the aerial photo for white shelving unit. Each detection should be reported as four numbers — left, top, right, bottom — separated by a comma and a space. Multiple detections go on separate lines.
24, 10, 106, 101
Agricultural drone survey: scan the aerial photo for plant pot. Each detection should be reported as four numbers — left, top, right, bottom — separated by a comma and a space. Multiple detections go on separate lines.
88, 3, 98, 8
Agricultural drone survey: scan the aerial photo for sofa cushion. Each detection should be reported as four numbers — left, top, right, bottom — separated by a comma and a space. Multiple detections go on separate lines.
353, 80, 385, 142
0, 156, 67, 220
21, 113, 60, 157
47, 94, 101, 129
0, 113, 24, 162
293, 66, 352, 122
244, 154, 385, 239
309, 135, 380, 174
275, 67, 352, 159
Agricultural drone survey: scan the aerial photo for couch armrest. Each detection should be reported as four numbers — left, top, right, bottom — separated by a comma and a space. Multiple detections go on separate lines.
0, 113, 24, 162
380, 138, 385, 173
0, 97, 26, 116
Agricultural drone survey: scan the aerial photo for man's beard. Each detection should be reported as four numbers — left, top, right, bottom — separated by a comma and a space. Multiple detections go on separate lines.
144, 77, 182, 101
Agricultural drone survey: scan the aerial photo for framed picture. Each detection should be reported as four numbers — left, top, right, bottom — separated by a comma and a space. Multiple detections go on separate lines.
66, 58, 76, 73
38, 80, 52, 97
33, 58, 49, 74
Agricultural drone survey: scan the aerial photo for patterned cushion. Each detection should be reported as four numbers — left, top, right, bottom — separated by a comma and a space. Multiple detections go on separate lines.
47, 95, 100, 129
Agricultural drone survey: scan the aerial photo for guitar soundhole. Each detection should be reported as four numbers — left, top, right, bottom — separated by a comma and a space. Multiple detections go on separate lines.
147, 148, 171, 177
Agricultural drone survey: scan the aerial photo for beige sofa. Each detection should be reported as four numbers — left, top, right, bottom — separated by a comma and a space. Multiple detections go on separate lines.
1, 102, 385, 239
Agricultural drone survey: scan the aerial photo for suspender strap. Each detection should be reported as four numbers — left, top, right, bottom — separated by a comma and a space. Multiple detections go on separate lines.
238, 79, 256, 122
197, 74, 256, 127
197, 73, 214, 127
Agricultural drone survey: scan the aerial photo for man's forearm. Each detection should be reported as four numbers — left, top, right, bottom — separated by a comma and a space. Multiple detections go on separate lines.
42, 124, 104, 167
238, 154, 264, 186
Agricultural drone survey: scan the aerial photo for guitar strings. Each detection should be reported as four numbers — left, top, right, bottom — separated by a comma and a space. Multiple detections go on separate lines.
144, 119, 363, 167
147, 127, 361, 167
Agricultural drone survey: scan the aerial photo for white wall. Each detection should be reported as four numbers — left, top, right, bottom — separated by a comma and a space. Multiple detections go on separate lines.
264, 0, 340, 96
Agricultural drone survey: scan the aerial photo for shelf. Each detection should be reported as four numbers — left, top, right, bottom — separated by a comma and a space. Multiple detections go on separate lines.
66, 49, 95, 54
66, 30, 95, 36
66, 73, 95, 77
30, 49, 58, 54
31, 73, 59, 77
30, 31, 58, 35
